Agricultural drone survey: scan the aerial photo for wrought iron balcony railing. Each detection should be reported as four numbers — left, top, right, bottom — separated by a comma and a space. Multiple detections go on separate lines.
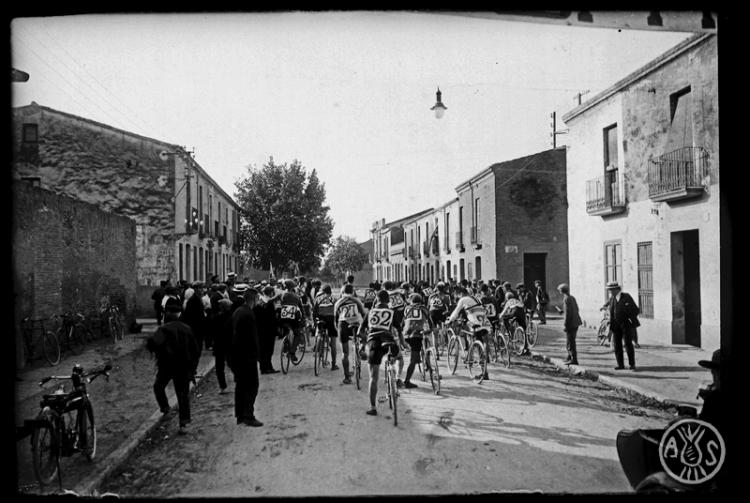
470, 226, 482, 248
648, 146, 709, 202
585, 170, 626, 216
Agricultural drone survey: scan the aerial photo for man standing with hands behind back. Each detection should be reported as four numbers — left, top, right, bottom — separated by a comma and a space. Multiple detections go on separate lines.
606, 281, 640, 371
557, 283, 581, 366
230, 288, 264, 427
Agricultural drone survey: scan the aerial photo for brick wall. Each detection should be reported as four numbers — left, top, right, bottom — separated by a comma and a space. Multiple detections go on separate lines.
13, 183, 137, 367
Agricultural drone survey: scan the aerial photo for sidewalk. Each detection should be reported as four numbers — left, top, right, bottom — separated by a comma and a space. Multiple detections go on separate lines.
529, 316, 715, 408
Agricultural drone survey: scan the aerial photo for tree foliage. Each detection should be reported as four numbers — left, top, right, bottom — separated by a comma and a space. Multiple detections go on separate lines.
323, 235, 369, 281
234, 157, 333, 275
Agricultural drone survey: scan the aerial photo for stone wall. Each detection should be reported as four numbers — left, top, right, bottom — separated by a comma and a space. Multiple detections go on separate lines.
13, 183, 137, 367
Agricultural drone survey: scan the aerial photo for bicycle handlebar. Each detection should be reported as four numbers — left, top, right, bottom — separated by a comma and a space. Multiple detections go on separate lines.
38, 363, 113, 387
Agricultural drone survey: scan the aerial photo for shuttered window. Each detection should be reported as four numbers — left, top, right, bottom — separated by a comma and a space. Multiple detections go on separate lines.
637, 242, 654, 318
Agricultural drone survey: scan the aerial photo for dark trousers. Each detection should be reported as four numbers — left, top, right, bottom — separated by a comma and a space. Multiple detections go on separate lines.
565, 327, 578, 363
204, 320, 213, 350
258, 326, 276, 371
154, 302, 164, 325
233, 362, 259, 420
612, 325, 636, 367
153, 366, 191, 425
214, 346, 228, 389
536, 303, 547, 323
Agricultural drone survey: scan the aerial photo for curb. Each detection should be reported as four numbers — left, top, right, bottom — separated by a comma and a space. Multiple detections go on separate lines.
528, 349, 680, 410
74, 352, 218, 496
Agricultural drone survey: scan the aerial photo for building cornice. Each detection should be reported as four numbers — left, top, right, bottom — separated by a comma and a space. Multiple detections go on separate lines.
561, 33, 713, 124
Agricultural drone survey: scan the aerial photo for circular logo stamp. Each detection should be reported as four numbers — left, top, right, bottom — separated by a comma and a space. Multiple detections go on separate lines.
659, 418, 725, 485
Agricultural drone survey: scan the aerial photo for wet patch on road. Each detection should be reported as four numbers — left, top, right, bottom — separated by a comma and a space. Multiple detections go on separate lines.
414, 456, 435, 475
298, 382, 332, 392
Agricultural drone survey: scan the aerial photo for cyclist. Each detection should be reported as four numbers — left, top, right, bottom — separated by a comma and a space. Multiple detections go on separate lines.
357, 290, 399, 416
427, 282, 451, 328
362, 283, 378, 311
313, 284, 339, 372
334, 284, 367, 384
447, 286, 491, 380
402, 294, 435, 389
384, 281, 407, 388
499, 291, 529, 355
310, 279, 322, 302
478, 283, 500, 330
401, 282, 412, 302
278, 279, 305, 363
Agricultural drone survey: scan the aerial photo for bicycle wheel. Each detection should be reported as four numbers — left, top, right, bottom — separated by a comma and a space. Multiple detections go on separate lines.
527, 320, 538, 348
597, 321, 610, 346
280, 333, 291, 375
389, 367, 398, 427
293, 330, 306, 366
42, 330, 61, 366
323, 336, 330, 367
313, 337, 321, 376
78, 399, 97, 460
426, 348, 440, 395
31, 409, 60, 486
447, 336, 459, 375
467, 341, 486, 382
496, 331, 511, 368
418, 347, 426, 381
353, 337, 362, 390
385, 364, 393, 410
512, 326, 526, 356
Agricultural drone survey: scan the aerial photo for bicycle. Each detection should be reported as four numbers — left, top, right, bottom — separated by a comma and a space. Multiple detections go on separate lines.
446, 322, 489, 383
416, 329, 441, 394
525, 310, 538, 348
597, 307, 613, 348
104, 304, 124, 342
312, 319, 330, 376
351, 328, 362, 390
490, 320, 511, 368
380, 342, 399, 426
497, 317, 528, 356
21, 317, 61, 367
279, 324, 307, 374
28, 363, 112, 489
54, 313, 90, 356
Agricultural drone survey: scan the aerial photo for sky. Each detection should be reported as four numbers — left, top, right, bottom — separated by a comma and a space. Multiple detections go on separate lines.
10, 12, 692, 243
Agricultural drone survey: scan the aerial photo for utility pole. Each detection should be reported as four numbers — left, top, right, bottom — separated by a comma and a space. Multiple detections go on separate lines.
550, 111, 568, 148
574, 89, 590, 106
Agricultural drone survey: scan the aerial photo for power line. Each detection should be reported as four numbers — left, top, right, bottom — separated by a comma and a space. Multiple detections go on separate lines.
13, 27, 146, 134
37, 19, 161, 136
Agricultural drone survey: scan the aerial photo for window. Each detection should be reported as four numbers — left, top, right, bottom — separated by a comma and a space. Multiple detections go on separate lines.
199, 246, 203, 279
669, 86, 693, 147
447, 260, 452, 279
467, 263, 473, 280
637, 242, 654, 318
475, 256, 482, 280
474, 198, 480, 226
445, 212, 450, 250
209, 195, 213, 231
179, 244, 183, 281
604, 241, 623, 299
604, 124, 618, 169
22, 123, 38, 143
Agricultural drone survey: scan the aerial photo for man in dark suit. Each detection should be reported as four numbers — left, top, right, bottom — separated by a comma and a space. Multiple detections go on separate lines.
557, 283, 581, 365
146, 298, 200, 435
256, 285, 280, 374
230, 288, 263, 427
607, 281, 640, 370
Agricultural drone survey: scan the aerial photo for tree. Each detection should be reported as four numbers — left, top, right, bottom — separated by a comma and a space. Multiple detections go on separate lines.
323, 235, 369, 281
234, 157, 333, 275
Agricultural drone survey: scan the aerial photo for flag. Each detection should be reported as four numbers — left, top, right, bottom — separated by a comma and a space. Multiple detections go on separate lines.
429, 226, 438, 244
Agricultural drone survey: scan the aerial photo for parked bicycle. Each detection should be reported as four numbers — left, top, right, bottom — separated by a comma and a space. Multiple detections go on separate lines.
53, 313, 92, 356
21, 317, 61, 367
28, 363, 112, 489
446, 321, 489, 383
416, 329, 441, 394
104, 304, 123, 342
312, 319, 331, 376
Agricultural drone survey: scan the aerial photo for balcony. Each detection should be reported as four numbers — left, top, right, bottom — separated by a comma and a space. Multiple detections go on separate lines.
408, 246, 417, 259
470, 226, 482, 249
585, 171, 626, 216
422, 241, 430, 258
219, 234, 227, 246
455, 231, 465, 252
431, 238, 439, 255
648, 147, 709, 202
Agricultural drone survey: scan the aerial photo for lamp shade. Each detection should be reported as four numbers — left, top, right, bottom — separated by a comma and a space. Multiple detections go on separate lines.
430, 87, 447, 119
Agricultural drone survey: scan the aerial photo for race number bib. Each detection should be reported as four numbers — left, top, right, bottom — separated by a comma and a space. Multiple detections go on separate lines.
422, 288, 433, 297
404, 305, 423, 321
388, 294, 405, 309
428, 295, 444, 310
364, 289, 376, 302
338, 303, 360, 324
467, 305, 490, 327
280, 305, 300, 320
368, 308, 394, 331
484, 303, 497, 317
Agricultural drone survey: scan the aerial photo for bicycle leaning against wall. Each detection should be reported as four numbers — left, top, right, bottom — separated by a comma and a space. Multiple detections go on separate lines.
21, 317, 61, 367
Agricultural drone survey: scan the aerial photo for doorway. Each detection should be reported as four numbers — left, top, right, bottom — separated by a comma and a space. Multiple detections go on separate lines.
671, 230, 701, 347
523, 253, 547, 290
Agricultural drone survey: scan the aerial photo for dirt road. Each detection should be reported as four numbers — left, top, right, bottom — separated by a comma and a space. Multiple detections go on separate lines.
100, 341, 675, 496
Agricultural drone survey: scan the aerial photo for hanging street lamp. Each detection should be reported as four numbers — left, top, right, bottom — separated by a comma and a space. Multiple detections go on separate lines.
431, 87, 447, 119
